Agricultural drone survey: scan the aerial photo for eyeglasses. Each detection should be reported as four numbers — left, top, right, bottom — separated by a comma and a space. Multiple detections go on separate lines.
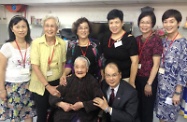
105, 73, 120, 78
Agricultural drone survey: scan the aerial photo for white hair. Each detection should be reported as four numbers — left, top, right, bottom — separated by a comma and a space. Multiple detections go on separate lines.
41, 14, 60, 28
74, 56, 90, 68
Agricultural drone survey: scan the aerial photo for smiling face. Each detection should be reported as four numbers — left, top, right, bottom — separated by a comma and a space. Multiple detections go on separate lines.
74, 58, 88, 79
163, 17, 180, 34
104, 63, 121, 88
139, 16, 153, 34
77, 22, 90, 40
108, 18, 123, 34
11, 20, 28, 39
43, 18, 58, 38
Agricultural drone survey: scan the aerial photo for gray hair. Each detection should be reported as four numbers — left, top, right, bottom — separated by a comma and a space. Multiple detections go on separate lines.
74, 56, 90, 68
41, 14, 60, 28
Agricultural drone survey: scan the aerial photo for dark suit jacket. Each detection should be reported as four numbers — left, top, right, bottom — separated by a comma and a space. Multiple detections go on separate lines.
101, 80, 139, 122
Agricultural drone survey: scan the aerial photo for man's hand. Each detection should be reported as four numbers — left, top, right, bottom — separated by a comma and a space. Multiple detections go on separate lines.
93, 96, 109, 111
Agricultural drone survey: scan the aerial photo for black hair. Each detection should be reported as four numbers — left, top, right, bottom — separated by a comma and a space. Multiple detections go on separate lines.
72, 17, 92, 36
162, 9, 182, 23
6, 15, 32, 44
103, 60, 121, 74
138, 11, 156, 28
107, 9, 123, 21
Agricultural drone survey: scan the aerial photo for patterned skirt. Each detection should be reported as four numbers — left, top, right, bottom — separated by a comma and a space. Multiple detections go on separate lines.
0, 81, 36, 122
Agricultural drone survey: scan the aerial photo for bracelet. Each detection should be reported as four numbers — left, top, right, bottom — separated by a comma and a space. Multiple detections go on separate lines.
174, 91, 181, 95
146, 83, 152, 86
44, 84, 49, 88
0, 89, 6, 94
104, 107, 110, 113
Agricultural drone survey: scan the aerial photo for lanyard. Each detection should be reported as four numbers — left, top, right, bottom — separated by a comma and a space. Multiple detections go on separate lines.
15, 40, 27, 68
108, 32, 126, 48
138, 32, 152, 61
79, 41, 90, 56
48, 40, 56, 68
162, 32, 179, 64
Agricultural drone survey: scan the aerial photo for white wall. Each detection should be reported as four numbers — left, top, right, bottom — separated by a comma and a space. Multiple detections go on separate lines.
1, 3, 187, 41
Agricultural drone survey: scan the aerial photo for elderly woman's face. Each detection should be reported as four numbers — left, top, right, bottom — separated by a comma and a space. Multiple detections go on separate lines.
74, 59, 88, 79
77, 22, 90, 40
43, 18, 58, 38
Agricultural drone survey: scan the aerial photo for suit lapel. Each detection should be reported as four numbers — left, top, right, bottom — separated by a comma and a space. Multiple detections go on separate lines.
112, 81, 124, 107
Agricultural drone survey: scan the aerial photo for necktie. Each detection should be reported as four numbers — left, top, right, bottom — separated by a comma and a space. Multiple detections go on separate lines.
109, 89, 115, 106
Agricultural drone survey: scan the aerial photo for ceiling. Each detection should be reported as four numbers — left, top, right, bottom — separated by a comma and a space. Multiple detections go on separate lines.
0, 0, 187, 6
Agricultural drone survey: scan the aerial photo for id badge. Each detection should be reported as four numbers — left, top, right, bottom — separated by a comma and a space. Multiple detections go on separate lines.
165, 97, 173, 105
158, 67, 165, 74
114, 40, 122, 48
46, 70, 53, 76
20, 69, 30, 75
138, 64, 141, 69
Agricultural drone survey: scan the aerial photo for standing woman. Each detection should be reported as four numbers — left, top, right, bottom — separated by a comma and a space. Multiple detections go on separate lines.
100, 9, 139, 87
60, 17, 101, 84
0, 15, 36, 122
155, 9, 187, 122
29, 15, 66, 122
135, 11, 163, 122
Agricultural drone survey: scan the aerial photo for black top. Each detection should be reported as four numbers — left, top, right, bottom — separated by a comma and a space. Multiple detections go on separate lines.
100, 31, 138, 78
49, 73, 103, 122
65, 39, 101, 80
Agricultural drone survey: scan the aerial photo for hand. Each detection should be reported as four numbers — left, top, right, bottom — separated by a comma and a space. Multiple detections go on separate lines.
93, 96, 109, 111
0, 90, 7, 101
172, 94, 181, 106
57, 102, 72, 112
71, 102, 84, 111
144, 84, 152, 96
46, 85, 60, 97
60, 75, 67, 86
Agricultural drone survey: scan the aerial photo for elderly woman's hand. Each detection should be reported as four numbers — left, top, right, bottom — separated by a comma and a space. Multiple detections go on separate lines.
71, 102, 84, 111
93, 96, 109, 111
57, 102, 72, 112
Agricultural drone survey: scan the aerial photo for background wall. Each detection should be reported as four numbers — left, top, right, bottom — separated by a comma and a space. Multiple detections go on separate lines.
0, 3, 187, 43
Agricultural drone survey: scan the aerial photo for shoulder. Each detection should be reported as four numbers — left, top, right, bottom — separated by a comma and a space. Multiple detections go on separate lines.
120, 80, 137, 94
56, 36, 66, 46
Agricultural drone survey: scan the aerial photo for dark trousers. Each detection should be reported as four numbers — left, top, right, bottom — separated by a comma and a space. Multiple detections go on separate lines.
135, 76, 158, 122
33, 79, 59, 122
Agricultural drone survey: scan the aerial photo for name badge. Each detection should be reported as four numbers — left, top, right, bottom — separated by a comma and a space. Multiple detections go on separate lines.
138, 64, 141, 69
165, 97, 173, 105
20, 69, 30, 75
158, 67, 165, 74
46, 70, 53, 76
114, 40, 122, 48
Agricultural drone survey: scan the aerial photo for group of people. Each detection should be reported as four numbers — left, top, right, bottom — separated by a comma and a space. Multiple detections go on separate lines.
0, 7, 186, 122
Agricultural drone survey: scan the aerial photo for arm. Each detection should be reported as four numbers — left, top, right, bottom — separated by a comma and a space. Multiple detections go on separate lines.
32, 64, 60, 96
82, 77, 104, 113
144, 56, 161, 96
0, 53, 7, 101
129, 55, 138, 88
111, 91, 138, 122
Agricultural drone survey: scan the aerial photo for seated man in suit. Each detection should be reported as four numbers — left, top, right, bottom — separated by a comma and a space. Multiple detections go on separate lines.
93, 62, 139, 122
49, 56, 103, 122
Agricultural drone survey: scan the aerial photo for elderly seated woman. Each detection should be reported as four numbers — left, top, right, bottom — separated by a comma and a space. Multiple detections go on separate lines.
49, 56, 103, 122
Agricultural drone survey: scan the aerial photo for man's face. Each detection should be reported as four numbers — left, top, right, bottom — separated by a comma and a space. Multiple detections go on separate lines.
104, 64, 121, 88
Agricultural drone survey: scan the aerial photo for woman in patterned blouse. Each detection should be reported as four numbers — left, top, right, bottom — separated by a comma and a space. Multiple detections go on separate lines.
155, 9, 187, 122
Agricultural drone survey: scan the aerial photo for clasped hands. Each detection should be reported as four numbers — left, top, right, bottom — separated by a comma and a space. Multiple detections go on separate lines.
57, 101, 84, 112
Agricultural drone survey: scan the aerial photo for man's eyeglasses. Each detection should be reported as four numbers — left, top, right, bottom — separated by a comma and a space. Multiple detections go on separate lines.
105, 73, 120, 78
